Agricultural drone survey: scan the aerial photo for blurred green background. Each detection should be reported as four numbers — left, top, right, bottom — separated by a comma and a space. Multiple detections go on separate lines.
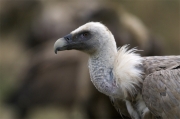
0, 0, 179, 119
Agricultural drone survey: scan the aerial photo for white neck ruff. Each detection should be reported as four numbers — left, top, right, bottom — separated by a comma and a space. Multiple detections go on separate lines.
113, 45, 143, 98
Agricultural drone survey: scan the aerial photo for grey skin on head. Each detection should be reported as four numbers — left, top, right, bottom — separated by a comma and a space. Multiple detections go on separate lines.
54, 22, 180, 119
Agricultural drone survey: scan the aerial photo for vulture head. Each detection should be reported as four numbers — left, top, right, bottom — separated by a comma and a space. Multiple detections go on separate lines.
54, 22, 141, 98
54, 22, 117, 55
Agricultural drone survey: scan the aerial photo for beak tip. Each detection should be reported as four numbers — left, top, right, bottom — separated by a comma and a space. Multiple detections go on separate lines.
54, 49, 58, 54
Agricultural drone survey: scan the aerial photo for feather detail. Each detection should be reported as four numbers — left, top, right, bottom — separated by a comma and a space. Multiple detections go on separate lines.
113, 45, 143, 98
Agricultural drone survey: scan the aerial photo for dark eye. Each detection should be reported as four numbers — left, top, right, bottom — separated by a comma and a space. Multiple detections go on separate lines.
81, 32, 89, 38
83, 33, 88, 36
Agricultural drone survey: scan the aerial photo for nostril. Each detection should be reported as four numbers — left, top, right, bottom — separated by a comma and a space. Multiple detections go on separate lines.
64, 34, 72, 41
66, 37, 70, 40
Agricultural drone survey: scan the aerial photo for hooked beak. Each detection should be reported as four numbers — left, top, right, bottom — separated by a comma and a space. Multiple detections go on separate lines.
54, 38, 67, 54
54, 34, 72, 54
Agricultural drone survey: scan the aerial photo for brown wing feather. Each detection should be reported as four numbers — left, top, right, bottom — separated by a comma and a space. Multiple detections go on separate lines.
143, 56, 180, 77
112, 56, 180, 119
142, 56, 180, 119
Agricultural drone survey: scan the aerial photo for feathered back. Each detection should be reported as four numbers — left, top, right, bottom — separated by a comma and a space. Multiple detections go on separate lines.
113, 45, 143, 98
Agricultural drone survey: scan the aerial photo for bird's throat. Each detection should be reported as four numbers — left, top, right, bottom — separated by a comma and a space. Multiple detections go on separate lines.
88, 50, 124, 98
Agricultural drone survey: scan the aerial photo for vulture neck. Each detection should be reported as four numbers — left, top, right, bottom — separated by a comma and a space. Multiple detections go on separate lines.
88, 38, 143, 99
88, 38, 124, 98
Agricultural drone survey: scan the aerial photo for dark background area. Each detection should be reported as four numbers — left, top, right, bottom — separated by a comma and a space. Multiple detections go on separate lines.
0, 0, 179, 119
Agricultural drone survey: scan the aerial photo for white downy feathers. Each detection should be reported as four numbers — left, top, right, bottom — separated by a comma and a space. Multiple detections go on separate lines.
113, 45, 143, 98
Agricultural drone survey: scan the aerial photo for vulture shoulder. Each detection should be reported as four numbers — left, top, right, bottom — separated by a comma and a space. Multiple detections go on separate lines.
142, 56, 180, 119
143, 56, 180, 76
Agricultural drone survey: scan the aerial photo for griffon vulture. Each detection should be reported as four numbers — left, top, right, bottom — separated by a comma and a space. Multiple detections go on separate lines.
54, 22, 180, 119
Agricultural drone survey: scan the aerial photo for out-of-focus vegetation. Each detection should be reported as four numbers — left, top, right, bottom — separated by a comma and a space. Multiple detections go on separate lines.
0, 0, 179, 119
